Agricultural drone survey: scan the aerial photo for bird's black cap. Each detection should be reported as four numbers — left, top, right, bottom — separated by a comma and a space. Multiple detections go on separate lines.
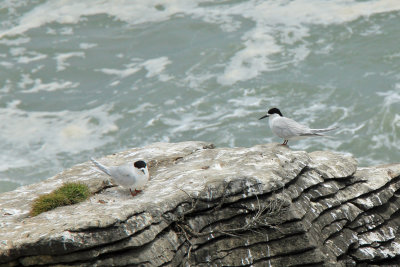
267, 108, 283, 116
259, 107, 283, 120
134, 160, 147, 169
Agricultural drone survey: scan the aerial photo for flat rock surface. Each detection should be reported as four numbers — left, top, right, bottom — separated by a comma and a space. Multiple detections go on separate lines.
0, 141, 399, 266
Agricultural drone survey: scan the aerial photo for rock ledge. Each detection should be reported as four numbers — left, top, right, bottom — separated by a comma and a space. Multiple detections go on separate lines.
1, 141, 400, 266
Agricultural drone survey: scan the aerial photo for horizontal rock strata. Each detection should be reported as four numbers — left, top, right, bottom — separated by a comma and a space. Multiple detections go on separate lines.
0, 141, 399, 266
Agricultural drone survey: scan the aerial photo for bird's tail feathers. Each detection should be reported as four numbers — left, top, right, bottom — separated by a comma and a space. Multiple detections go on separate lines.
311, 126, 339, 134
90, 157, 111, 176
300, 133, 335, 139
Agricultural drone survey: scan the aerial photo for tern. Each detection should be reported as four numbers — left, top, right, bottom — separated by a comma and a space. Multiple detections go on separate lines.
259, 108, 338, 146
90, 157, 149, 196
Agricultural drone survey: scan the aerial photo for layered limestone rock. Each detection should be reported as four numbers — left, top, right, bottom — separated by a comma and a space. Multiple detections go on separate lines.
0, 141, 399, 266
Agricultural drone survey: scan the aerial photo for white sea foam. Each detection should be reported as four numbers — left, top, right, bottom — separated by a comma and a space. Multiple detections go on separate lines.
0, 0, 197, 38
19, 76, 79, 93
17, 52, 47, 64
0, 61, 13, 69
373, 89, 400, 149
21, 79, 79, 93
54, 52, 85, 71
212, 0, 400, 85
163, 105, 223, 136
142, 57, 172, 81
377, 88, 400, 107
1, 0, 399, 87
5, 0, 397, 38
9, 47, 26, 56
96, 56, 172, 82
60, 27, 74, 35
0, 100, 121, 173
6, 46, 47, 64
0, 37, 30, 45
79, 43, 98, 49
98, 64, 141, 80
184, 71, 214, 89
0, 80, 12, 93
228, 95, 263, 108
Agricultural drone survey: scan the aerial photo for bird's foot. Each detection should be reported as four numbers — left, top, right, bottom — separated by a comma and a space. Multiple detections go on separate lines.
130, 189, 142, 197
280, 140, 289, 146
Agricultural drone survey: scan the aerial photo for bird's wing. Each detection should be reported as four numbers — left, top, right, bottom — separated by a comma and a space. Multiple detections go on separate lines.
109, 164, 137, 187
90, 158, 111, 176
310, 126, 339, 134
273, 117, 312, 137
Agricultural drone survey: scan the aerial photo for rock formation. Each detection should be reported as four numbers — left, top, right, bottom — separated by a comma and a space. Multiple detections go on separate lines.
0, 141, 399, 266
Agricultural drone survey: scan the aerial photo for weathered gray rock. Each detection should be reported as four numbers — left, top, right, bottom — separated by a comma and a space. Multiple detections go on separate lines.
0, 141, 399, 266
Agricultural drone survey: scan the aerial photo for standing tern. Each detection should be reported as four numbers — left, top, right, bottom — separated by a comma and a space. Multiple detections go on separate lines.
259, 108, 338, 146
90, 157, 149, 196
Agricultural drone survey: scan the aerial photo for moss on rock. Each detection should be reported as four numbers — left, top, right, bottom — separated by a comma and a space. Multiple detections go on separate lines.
30, 183, 90, 216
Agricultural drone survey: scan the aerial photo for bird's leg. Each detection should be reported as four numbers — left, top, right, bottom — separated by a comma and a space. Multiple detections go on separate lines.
281, 140, 288, 146
130, 188, 142, 197
129, 188, 137, 197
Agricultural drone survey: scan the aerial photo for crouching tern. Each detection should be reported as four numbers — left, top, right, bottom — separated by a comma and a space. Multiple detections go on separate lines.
90, 157, 149, 196
259, 108, 338, 146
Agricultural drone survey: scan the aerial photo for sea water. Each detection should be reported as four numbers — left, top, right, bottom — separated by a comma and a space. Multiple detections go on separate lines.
0, 0, 399, 192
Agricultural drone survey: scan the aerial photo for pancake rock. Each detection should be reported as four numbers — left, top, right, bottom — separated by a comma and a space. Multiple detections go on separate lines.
0, 141, 399, 266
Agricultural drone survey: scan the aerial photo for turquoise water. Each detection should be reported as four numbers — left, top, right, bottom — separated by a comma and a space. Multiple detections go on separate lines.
0, 0, 399, 192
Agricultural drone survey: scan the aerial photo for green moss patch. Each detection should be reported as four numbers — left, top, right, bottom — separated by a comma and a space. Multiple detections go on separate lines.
30, 182, 90, 216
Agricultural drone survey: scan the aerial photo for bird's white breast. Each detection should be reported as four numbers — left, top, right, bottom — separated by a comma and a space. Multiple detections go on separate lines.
134, 168, 149, 190
268, 115, 287, 138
